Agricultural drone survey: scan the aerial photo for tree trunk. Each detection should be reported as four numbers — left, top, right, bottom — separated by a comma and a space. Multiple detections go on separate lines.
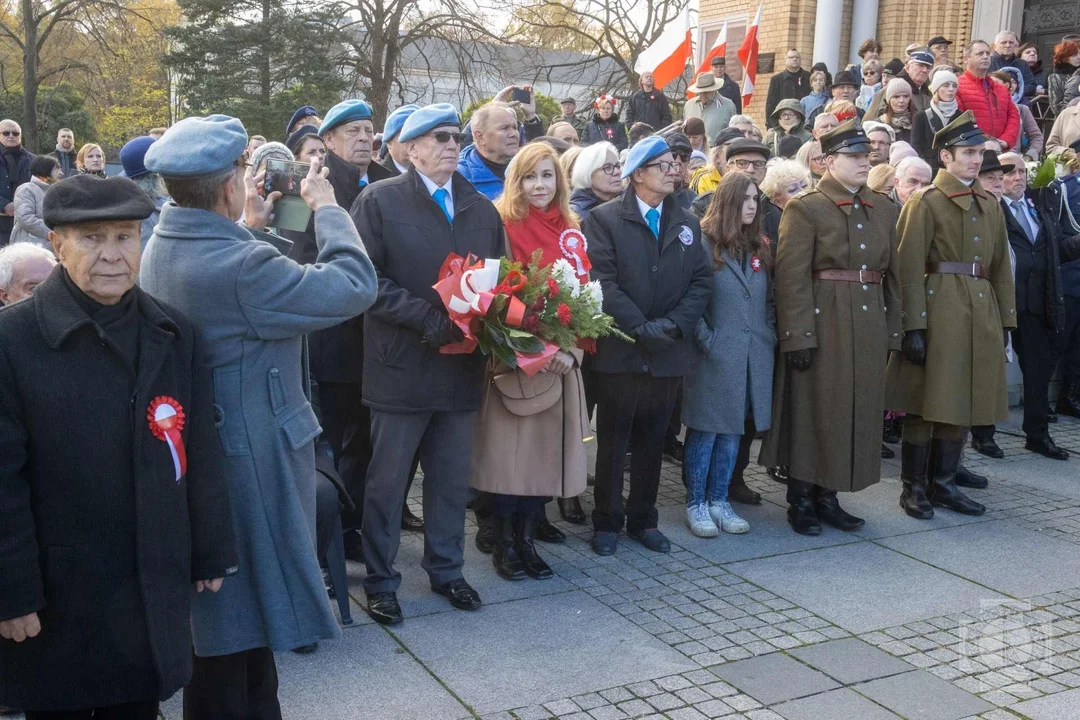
259, 0, 272, 136
21, 0, 38, 151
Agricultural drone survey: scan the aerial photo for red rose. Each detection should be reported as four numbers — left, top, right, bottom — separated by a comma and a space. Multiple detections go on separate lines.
523, 313, 540, 332
546, 278, 559, 296
557, 303, 572, 326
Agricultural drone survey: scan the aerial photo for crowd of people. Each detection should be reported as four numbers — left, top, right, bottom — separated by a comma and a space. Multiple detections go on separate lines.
1, 25, 1080, 720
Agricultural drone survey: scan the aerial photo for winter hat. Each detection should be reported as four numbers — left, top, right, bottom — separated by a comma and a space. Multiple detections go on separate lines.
250, 141, 294, 173
889, 140, 917, 166
930, 70, 959, 96
885, 78, 913, 102
119, 136, 156, 179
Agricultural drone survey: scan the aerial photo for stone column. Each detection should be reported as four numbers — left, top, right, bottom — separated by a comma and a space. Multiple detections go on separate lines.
848, 0, 879, 66
971, 0, 1023, 44
812, 0, 844, 74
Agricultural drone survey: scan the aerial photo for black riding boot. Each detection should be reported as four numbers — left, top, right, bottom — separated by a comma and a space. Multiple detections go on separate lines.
786, 479, 822, 536
813, 487, 865, 531
515, 511, 554, 579
954, 463, 988, 489
900, 441, 934, 519
492, 513, 526, 581
927, 438, 986, 516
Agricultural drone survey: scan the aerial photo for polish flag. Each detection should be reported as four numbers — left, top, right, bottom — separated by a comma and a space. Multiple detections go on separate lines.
738, 3, 763, 107
634, 8, 692, 90
687, 21, 727, 100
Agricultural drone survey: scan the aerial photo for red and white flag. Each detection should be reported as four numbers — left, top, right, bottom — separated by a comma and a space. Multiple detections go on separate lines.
738, 3, 763, 107
634, 8, 692, 90
687, 21, 727, 100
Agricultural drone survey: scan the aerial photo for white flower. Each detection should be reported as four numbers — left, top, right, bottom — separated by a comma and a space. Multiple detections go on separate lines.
582, 280, 603, 312
550, 258, 578, 288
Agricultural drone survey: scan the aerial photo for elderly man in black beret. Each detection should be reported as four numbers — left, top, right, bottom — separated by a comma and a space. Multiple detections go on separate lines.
0, 174, 237, 719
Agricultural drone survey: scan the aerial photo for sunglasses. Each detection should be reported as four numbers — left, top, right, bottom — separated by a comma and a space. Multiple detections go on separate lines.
430, 131, 464, 145
1, 130, 20, 137
601, 162, 622, 176
672, 151, 691, 162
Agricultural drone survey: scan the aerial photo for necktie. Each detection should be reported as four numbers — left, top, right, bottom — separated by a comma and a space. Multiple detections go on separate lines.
358, 179, 367, 190
1013, 200, 1035, 243
645, 207, 660, 239
433, 188, 453, 223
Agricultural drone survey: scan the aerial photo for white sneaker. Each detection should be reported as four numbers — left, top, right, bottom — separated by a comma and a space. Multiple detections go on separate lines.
686, 504, 719, 537
710, 500, 750, 534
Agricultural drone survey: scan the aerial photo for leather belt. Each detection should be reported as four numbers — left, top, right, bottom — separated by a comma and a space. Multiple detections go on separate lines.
813, 269, 882, 283
926, 262, 990, 280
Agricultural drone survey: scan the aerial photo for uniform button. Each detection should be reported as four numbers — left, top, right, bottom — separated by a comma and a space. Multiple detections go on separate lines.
893, 332, 899, 337
805, 331, 812, 337
862, 284, 868, 290
860, 243, 866, 250
862, 305, 868, 311
974, 255, 980, 261
854, 202, 861, 209
1010, 309, 1016, 315
651, 266, 658, 272
785, 331, 791, 337
861, 264, 868, 270
928, 289, 934, 295
814, 308, 820, 314
972, 217, 977, 222
978, 292, 984, 298
974, 236, 980, 242
745, 294, 751, 301
744, 327, 750, 334
642, 364, 649, 371
921, 311, 927, 317
857, 223, 864, 230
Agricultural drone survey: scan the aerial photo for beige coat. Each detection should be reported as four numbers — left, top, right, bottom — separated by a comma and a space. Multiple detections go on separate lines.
469, 352, 590, 498
1045, 104, 1080, 157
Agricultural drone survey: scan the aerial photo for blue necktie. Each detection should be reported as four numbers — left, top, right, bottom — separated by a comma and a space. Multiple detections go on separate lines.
433, 188, 453, 223
358, 179, 367, 190
645, 207, 660, 239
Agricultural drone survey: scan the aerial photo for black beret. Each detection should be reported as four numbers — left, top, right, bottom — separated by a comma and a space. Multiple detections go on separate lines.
725, 138, 772, 160
663, 131, 692, 152
43, 174, 155, 230
711, 127, 746, 148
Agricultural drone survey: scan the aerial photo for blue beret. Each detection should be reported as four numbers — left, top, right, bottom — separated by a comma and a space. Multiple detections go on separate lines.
320, 99, 373, 136
119, 136, 156, 179
286, 105, 318, 138
144, 114, 248, 177
399, 103, 461, 143
383, 104, 421, 142
622, 136, 671, 179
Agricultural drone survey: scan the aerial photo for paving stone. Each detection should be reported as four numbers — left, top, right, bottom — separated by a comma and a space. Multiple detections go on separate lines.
1013, 686, 1080, 718
771, 688, 904, 720
854, 669, 995, 719
712, 652, 840, 705
789, 637, 915, 684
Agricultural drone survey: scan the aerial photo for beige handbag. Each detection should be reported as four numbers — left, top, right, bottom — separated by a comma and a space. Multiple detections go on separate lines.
492, 369, 562, 417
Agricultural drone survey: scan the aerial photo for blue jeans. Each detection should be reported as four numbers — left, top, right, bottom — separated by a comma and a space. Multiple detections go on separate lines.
684, 430, 741, 507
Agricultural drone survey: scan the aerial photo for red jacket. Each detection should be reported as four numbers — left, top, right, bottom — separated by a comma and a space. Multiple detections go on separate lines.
956, 71, 1020, 148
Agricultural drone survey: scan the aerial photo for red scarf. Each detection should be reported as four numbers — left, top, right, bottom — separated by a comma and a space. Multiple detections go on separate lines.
504, 204, 591, 282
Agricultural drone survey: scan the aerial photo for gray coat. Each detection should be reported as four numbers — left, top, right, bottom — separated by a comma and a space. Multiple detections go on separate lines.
139, 203, 377, 656
682, 249, 776, 435
10, 177, 50, 247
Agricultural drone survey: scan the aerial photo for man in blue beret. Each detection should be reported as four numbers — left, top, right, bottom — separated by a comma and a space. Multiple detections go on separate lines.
351, 103, 501, 625
582, 135, 712, 557
138, 114, 378, 716
379, 104, 420, 177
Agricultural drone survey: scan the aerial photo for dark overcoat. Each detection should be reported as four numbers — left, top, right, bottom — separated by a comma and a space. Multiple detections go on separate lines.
351, 167, 503, 413
885, 172, 1017, 426
0, 270, 236, 711
583, 189, 713, 378
759, 175, 902, 491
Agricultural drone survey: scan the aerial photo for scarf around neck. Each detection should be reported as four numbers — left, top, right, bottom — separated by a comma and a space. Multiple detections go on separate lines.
504, 204, 591, 281
930, 99, 958, 127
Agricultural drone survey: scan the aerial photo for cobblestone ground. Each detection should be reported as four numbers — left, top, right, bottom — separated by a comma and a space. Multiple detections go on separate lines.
149, 412, 1080, 720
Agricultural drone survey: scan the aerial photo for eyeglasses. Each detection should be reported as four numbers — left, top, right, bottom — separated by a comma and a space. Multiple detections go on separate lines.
1, 130, 19, 137
672, 151, 690, 162
430, 131, 464, 145
643, 161, 678, 173
731, 158, 767, 170
600, 162, 622, 176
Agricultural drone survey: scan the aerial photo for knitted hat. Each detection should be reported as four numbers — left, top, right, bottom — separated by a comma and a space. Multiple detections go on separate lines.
884, 78, 913, 102
930, 70, 959, 96
250, 141, 295, 173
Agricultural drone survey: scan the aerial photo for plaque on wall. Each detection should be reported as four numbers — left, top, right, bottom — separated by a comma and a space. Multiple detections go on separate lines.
758, 53, 775, 73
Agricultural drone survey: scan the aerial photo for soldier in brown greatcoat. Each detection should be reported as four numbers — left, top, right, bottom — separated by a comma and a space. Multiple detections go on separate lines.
885, 111, 1017, 520
759, 120, 902, 536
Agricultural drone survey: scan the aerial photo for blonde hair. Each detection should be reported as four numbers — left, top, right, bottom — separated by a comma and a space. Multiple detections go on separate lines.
760, 159, 812, 201
76, 143, 104, 171
494, 142, 578, 225
867, 163, 897, 193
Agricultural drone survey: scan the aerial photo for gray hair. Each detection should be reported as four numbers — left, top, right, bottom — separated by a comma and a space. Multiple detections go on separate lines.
895, 156, 931, 178
571, 141, 619, 190
729, 114, 754, 128
0, 243, 56, 291
135, 172, 168, 200
862, 59, 882, 74
994, 30, 1018, 45
760, 159, 812, 200
813, 112, 838, 130
163, 168, 236, 211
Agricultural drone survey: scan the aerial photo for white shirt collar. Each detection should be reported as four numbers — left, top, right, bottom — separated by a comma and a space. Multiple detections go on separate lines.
635, 193, 662, 225
418, 170, 453, 199
359, 173, 369, 186
393, 159, 409, 174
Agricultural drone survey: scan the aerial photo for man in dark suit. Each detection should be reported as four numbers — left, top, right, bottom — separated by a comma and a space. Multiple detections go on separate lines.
999, 152, 1080, 459
765, 49, 812, 128
0, 119, 32, 247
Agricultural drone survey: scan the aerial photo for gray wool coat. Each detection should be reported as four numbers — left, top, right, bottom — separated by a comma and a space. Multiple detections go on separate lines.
139, 203, 377, 656
682, 249, 776, 435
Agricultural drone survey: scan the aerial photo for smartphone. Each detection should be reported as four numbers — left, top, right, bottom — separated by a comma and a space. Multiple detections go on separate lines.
264, 159, 309, 197
511, 87, 532, 105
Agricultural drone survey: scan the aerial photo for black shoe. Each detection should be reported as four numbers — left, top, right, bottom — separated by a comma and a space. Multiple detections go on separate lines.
881, 443, 895, 459
591, 531, 617, 556
663, 439, 684, 464
366, 592, 403, 625
1026, 437, 1070, 461
882, 417, 901, 444
954, 463, 988, 489
534, 506, 566, 544
900, 441, 934, 519
557, 496, 587, 524
813, 489, 865, 531
323, 567, 335, 598
515, 512, 554, 579
1049, 412, 1058, 424
928, 439, 986, 516
291, 643, 319, 654
628, 528, 671, 553
1058, 392, 1080, 418
971, 436, 1004, 459
492, 513, 527, 581
786, 479, 822, 535
343, 529, 363, 562
474, 515, 495, 554
432, 579, 482, 610
728, 477, 762, 505
766, 465, 789, 485
401, 503, 424, 531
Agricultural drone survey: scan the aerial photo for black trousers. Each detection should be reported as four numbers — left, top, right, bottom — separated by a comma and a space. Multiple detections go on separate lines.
319, 381, 371, 531
731, 416, 757, 486
1014, 310, 1060, 440
184, 648, 281, 720
592, 373, 680, 534
25, 701, 158, 720
1060, 295, 1080, 393
970, 424, 996, 442
315, 471, 340, 563
665, 381, 683, 446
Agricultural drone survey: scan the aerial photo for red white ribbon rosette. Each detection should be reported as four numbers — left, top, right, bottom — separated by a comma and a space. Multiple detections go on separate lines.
147, 396, 187, 483
751, 255, 762, 272
558, 229, 591, 279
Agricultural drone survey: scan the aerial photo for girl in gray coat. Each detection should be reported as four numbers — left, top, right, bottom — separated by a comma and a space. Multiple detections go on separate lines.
10, 155, 61, 247
682, 172, 777, 537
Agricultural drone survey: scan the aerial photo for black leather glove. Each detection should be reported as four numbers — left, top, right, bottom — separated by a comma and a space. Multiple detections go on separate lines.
902, 329, 927, 365
634, 320, 677, 352
786, 348, 814, 371
422, 311, 462, 348
657, 317, 679, 339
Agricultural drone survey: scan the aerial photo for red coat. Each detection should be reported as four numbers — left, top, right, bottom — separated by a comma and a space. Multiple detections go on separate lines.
956, 71, 1020, 148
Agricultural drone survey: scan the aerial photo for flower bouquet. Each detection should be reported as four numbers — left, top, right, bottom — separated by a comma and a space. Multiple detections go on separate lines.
433, 250, 632, 375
